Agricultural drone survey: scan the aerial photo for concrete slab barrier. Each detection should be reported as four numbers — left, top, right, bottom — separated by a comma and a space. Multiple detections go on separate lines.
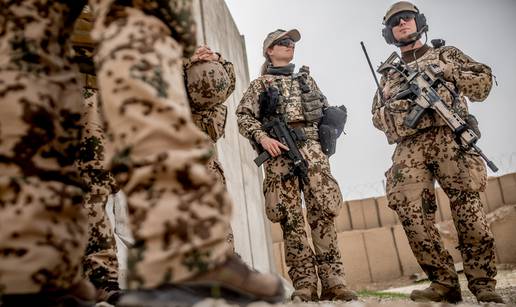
490, 205, 516, 264
362, 198, 381, 229
335, 202, 352, 232
392, 224, 423, 276
338, 231, 372, 284
376, 196, 398, 227
485, 177, 504, 212
363, 227, 402, 282
499, 173, 516, 205
436, 187, 450, 222
348, 200, 366, 230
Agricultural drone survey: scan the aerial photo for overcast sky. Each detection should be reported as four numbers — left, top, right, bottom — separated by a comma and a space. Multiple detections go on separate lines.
225, 0, 516, 200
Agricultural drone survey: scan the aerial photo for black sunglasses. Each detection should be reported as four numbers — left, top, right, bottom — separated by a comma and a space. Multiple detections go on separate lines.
387, 12, 416, 27
273, 37, 295, 48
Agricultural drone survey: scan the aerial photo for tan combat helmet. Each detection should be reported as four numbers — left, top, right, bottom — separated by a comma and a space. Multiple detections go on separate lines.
383, 1, 419, 25
186, 60, 232, 111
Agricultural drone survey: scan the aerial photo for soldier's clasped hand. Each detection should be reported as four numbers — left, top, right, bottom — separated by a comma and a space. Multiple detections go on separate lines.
191, 45, 220, 63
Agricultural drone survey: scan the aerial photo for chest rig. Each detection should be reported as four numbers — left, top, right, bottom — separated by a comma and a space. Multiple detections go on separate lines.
262, 66, 326, 125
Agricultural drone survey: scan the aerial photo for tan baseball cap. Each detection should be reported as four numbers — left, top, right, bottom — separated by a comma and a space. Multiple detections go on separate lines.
262, 29, 301, 57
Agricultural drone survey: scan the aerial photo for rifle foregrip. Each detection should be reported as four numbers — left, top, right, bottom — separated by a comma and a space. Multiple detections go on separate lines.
254, 151, 271, 167
405, 104, 426, 129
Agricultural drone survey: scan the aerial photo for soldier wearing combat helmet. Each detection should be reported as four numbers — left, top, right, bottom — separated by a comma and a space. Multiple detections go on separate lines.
237, 29, 355, 302
372, 1, 503, 303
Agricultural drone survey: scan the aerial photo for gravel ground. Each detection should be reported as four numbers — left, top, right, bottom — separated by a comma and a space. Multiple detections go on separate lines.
97, 266, 516, 306
381, 265, 516, 305
193, 266, 516, 306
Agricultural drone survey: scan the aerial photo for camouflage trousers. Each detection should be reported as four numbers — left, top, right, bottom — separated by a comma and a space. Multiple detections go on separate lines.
0, 69, 89, 294
83, 194, 119, 291
192, 105, 235, 248
206, 152, 235, 248
386, 127, 497, 294
81, 89, 120, 291
94, 8, 233, 289
263, 139, 346, 291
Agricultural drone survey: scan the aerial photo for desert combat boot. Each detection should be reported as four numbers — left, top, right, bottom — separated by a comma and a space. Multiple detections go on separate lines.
291, 286, 318, 302
475, 289, 505, 304
410, 283, 462, 303
320, 284, 358, 301
117, 255, 284, 306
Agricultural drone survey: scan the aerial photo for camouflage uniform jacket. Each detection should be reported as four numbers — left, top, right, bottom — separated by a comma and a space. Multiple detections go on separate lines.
185, 56, 236, 142
236, 69, 328, 144
89, 0, 197, 57
371, 45, 492, 144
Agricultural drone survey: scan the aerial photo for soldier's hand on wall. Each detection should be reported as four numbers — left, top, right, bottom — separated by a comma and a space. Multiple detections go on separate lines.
259, 136, 289, 157
191, 45, 220, 62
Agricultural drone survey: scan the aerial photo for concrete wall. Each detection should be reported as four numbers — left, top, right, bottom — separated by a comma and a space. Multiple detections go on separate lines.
194, 0, 274, 273
272, 172, 516, 286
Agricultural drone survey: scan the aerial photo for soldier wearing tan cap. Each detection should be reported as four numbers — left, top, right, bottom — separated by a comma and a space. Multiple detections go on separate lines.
237, 29, 357, 302
372, 1, 503, 304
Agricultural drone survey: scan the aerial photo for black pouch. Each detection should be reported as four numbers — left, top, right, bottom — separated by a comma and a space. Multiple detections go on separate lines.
319, 124, 337, 156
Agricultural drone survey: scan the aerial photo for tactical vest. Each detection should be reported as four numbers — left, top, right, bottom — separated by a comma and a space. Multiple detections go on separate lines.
374, 47, 469, 144
260, 67, 326, 139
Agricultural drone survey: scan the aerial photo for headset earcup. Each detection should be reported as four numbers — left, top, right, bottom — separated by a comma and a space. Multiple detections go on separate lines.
382, 26, 395, 45
415, 13, 427, 32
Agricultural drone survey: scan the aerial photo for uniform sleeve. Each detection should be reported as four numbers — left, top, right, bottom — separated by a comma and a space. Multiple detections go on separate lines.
236, 80, 268, 142
371, 76, 388, 132
161, 0, 197, 58
440, 46, 493, 102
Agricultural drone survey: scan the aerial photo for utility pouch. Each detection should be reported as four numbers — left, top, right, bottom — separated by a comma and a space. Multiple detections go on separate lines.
301, 91, 321, 102
191, 104, 227, 142
301, 91, 324, 122
291, 127, 307, 144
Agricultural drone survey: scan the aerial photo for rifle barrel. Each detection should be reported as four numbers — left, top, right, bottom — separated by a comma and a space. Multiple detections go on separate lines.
472, 144, 499, 172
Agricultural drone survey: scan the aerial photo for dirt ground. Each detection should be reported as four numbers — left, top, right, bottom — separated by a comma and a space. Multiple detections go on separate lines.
97, 265, 516, 306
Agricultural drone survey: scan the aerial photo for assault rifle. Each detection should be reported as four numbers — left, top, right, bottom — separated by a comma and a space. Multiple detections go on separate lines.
376, 51, 498, 172
254, 86, 309, 182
